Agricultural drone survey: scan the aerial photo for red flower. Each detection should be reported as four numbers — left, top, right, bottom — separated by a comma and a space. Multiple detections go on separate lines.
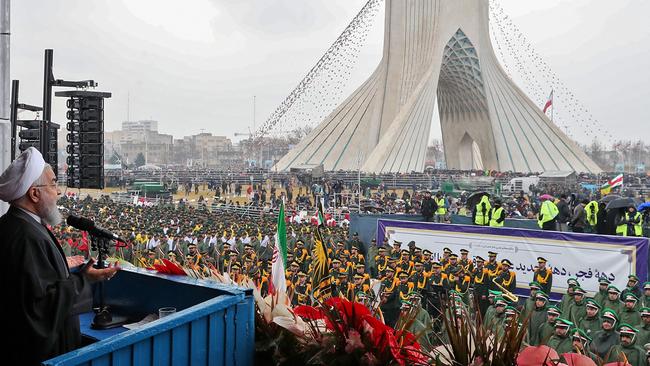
293, 305, 325, 320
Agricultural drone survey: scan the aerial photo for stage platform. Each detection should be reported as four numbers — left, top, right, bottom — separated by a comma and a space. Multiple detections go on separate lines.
43, 268, 254, 366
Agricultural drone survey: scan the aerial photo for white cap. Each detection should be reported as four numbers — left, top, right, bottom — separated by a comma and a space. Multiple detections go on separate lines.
0, 147, 47, 202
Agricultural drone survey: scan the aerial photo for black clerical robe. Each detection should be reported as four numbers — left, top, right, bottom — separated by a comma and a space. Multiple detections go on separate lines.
0, 206, 91, 365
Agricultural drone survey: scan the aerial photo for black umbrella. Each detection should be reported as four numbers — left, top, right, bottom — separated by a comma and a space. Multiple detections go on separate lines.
599, 195, 621, 204
605, 197, 635, 210
466, 191, 490, 208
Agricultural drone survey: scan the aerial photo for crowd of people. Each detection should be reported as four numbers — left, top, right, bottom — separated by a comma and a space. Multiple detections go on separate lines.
52, 183, 650, 363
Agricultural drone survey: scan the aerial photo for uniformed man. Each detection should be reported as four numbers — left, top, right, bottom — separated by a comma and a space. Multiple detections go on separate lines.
292, 271, 311, 306
523, 281, 542, 319
396, 249, 413, 276
594, 277, 611, 306
537, 305, 561, 345
590, 308, 621, 360
422, 250, 433, 273
427, 262, 447, 287
411, 261, 430, 291
603, 285, 624, 315
642, 282, 650, 308
528, 291, 550, 346
533, 257, 553, 295
559, 278, 579, 315
440, 247, 452, 268
376, 247, 389, 278
443, 253, 459, 275
483, 290, 503, 328
568, 287, 588, 326
473, 256, 491, 316
397, 272, 414, 301
493, 259, 516, 294
485, 251, 499, 275
636, 307, 650, 347
490, 298, 509, 332
547, 318, 574, 355
336, 270, 353, 300
571, 328, 596, 361
620, 293, 642, 326
621, 274, 642, 301
459, 249, 474, 273
349, 245, 365, 267
609, 324, 645, 365
390, 240, 402, 259
580, 299, 603, 337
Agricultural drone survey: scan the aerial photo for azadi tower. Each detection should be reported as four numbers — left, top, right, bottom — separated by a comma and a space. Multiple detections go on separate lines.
274, 0, 602, 173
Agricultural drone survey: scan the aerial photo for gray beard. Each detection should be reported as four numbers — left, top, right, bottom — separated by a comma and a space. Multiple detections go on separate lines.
40, 201, 63, 226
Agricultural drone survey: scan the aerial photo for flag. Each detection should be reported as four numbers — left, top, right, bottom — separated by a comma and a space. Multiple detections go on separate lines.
269, 200, 287, 295
311, 219, 332, 302
609, 174, 624, 188
600, 174, 623, 195
543, 90, 553, 114
316, 198, 326, 227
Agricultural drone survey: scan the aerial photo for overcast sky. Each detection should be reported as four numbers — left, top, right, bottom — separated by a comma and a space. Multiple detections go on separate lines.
10, 0, 650, 146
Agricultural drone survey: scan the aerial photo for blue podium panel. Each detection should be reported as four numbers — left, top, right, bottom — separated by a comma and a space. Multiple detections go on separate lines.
43, 268, 255, 366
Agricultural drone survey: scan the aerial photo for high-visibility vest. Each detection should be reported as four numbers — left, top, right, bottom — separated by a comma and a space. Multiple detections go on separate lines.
489, 207, 505, 227
474, 196, 492, 225
538, 200, 559, 228
616, 212, 642, 237
585, 201, 599, 226
436, 197, 447, 215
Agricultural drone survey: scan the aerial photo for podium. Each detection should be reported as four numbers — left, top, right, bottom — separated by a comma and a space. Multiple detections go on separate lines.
43, 268, 254, 366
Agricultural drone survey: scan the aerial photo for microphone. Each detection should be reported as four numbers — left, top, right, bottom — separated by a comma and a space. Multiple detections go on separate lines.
66, 215, 127, 243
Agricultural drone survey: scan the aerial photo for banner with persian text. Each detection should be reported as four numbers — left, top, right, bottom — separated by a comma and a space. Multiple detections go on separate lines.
377, 219, 649, 296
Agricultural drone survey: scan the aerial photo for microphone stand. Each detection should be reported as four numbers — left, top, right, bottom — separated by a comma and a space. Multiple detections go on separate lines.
90, 234, 129, 329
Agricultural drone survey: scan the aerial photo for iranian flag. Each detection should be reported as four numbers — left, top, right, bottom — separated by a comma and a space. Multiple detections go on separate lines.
543, 90, 554, 114
269, 200, 287, 295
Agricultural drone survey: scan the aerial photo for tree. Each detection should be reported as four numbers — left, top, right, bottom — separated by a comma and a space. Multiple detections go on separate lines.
134, 152, 146, 168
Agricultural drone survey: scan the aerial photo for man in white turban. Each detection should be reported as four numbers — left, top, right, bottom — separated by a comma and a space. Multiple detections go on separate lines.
0, 147, 120, 365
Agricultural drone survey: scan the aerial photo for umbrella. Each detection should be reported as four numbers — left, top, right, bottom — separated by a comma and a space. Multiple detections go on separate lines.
466, 191, 490, 208
638, 202, 650, 212
599, 195, 622, 204
606, 197, 635, 210
539, 194, 554, 200
562, 353, 597, 366
516, 346, 558, 366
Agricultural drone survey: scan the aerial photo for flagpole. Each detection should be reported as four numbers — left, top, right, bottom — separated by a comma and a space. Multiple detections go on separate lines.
551, 89, 554, 124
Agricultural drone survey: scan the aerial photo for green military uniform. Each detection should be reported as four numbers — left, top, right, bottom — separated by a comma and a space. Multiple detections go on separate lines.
590, 309, 621, 361
642, 282, 650, 308
602, 285, 624, 315
608, 324, 645, 365
635, 307, 650, 349
594, 277, 611, 306
522, 281, 541, 319
487, 298, 507, 332
620, 293, 642, 327
559, 278, 579, 315
537, 305, 561, 346
546, 318, 574, 355
482, 291, 502, 328
527, 292, 549, 346
567, 287, 588, 325
579, 299, 602, 338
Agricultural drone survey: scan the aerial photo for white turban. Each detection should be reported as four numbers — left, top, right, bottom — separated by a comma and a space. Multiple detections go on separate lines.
0, 147, 47, 202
